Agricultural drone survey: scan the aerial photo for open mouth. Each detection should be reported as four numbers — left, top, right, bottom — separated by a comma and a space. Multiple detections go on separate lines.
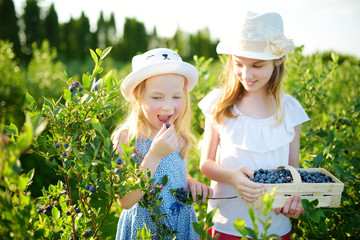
246, 81, 257, 86
158, 115, 171, 124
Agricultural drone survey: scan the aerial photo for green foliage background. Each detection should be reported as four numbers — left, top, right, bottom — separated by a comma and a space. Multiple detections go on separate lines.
1, 40, 360, 239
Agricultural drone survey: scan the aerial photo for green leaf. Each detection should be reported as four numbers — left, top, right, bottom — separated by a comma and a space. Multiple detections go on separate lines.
26, 92, 35, 104
72, 147, 81, 160
91, 118, 104, 137
309, 210, 320, 223
5, 123, 18, 136
333, 163, 344, 175
101, 46, 112, 60
249, 208, 256, 222
104, 70, 113, 92
327, 130, 335, 144
82, 74, 91, 88
301, 199, 310, 209
233, 218, 247, 235
27, 168, 35, 186
43, 98, 54, 112
331, 52, 339, 63
313, 153, 323, 167
246, 228, 257, 239
96, 48, 102, 56
90, 49, 98, 65
311, 199, 319, 206
64, 89, 71, 102
161, 175, 168, 186
52, 206, 59, 218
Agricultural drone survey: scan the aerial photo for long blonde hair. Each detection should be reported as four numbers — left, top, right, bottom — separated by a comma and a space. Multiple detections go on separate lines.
111, 78, 194, 159
214, 55, 285, 125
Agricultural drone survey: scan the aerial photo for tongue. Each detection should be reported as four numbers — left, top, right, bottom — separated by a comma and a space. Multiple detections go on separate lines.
158, 116, 169, 123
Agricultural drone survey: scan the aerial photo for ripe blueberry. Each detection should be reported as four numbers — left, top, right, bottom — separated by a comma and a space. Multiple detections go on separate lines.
85, 184, 90, 190
66, 210, 71, 216
115, 168, 121, 174
62, 152, 67, 157
79, 86, 83, 92
89, 186, 96, 193
94, 85, 99, 91
69, 86, 76, 92
43, 209, 51, 216
54, 143, 60, 149
75, 207, 81, 213
115, 158, 123, 165
166, 123, 171, 129
64, 143, 69, 148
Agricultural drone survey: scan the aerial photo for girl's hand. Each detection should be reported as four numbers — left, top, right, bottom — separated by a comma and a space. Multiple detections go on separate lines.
275, 195, 304, 219
149, 124, 178, 159
230, 165, 265, 202
187, 177, 213, 203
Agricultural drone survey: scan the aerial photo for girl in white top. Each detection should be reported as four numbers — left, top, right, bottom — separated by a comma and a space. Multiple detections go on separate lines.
199, 12, 310, 239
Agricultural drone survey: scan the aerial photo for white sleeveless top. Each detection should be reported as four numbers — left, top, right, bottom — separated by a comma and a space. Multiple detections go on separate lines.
198, 89, 310, 237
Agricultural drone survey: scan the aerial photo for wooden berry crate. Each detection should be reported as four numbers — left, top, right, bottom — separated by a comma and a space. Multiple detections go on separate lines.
247, 166, 344, 209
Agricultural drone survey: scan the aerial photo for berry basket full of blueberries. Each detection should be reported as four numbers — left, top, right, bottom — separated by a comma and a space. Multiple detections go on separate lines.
247, 166, 344, 209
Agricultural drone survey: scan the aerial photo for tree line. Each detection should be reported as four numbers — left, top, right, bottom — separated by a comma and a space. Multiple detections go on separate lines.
0, 0, 218, 64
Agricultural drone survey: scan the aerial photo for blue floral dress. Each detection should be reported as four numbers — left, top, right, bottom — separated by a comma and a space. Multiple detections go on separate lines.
115, 136, 199, 240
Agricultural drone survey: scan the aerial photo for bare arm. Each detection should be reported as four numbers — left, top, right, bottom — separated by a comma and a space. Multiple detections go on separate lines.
275, 123, 304, 218
288, 124, 302, 168
199, 118, 264, 202
115, 125, 178, 209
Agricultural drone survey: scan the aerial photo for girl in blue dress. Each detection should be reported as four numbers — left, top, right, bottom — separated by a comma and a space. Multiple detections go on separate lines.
112, 48, 213, 240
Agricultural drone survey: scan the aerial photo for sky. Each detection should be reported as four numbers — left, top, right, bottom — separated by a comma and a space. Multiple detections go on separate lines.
13, 0, 360, 58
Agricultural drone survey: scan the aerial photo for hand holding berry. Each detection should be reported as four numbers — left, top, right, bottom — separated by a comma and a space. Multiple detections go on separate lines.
230, 165, 265, 202
149, 124, 178, 159
187, 176, 213, 202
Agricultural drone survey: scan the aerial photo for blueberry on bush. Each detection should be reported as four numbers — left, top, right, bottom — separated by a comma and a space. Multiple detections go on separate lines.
94, 84, 99, 91
66, 211, 71, 216
75, 207, 81, 213
115, 158, 123, 165
54, 143, 60, 149
72, 81, 80, 88
85, 184, 90, 190
64, 143, 69, 148
43, 209, 51, 216
82, 229, 93, 238
115, 168, 121, 174
89, 186, 96, 193
79, 86, 83, 92
62, 152, 67, 157
69, 86, 76, 92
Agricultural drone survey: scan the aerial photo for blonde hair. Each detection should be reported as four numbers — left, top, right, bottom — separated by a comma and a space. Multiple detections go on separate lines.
214, 55, 285, 125
111, 77, 194, 159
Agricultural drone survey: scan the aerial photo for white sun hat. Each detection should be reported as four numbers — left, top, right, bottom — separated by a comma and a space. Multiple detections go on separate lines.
217, 11, 295, 60
121, 48, 199, 102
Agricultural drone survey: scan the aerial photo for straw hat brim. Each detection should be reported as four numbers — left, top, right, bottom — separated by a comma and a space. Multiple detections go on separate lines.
121, 61, 199, 102
217, 42, 288, 60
